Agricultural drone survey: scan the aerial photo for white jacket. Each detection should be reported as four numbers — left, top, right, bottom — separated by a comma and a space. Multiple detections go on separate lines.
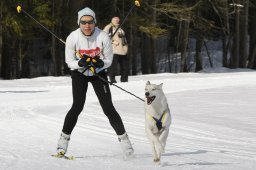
65, 27, 113, 76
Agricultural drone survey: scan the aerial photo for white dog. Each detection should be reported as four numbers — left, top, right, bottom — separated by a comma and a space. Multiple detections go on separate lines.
144, 81, 172, 163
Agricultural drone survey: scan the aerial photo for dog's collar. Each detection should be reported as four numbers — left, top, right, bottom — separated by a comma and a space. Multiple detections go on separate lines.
148, 111, 167, 131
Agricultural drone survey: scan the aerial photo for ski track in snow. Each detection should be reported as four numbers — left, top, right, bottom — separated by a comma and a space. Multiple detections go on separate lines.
1, 71, 256, 170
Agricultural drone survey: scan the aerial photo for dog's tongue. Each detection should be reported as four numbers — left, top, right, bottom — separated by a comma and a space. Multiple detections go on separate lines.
146, 96, 155, 105
146, 97, 150, 103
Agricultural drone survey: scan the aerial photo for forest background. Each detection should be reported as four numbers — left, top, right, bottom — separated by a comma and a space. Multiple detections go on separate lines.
0, 0, 256, 79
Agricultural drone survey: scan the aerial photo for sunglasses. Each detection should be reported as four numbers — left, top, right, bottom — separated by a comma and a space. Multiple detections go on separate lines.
80, 20, 95, 25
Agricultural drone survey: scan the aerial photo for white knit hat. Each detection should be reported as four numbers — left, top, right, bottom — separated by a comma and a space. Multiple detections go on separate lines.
77, 7, 96, 25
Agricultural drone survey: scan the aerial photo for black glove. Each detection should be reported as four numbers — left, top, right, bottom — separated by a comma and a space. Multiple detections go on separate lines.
92, 56, 104, 68
78, 55, 91, 67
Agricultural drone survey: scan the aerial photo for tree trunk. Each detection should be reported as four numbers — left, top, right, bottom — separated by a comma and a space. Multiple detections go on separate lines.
141, 33, 149, 74
51, 0, 57, 76
58, 0, 66, 75
248, 0, 256, 68
150, 36, 156, 73
151, 0, 159, 73
195, 37, 203, 72
0, 1, 2, 77
174, 21, 182, 73
8, 38, 18, 79
231, 0, 240, 68
180, 20, 189, 72
0, 22, 2, 77
248, 44, 256, 68
17, 39, 22, 78
113, 0, 118, 14
130, 24, 137, 75
222, 0, 231, 67
239, 0, 249, 68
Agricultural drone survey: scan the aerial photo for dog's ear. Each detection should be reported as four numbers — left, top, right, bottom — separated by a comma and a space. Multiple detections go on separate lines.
146, 81, 150, 85
159, 83, 163, 89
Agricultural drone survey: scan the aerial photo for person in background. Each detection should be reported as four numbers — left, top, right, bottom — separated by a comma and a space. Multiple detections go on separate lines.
103, 17, 129, 83
56, 7, 134, 158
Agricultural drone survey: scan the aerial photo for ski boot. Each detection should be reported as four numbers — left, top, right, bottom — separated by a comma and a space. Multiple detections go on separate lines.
56, 132, 70, 155
118, 132, 134, 160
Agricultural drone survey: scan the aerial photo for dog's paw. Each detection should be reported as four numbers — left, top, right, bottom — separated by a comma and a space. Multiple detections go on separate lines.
153, 158, 161, 165
153, 158, 160, 162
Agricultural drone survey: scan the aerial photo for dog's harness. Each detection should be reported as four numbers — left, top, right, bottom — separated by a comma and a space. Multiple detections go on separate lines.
148, 111, 167, 131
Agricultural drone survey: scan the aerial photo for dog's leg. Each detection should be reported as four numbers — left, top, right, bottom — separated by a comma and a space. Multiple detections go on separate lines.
151, 141, 158, 162
146, 128, 163, 162
150, 141, 162, 163
146, 128, 161, 144
155, 133, 163, 163
159, 128, 170, 153
146, 134, 158, 162
155, 144, 162, 163
146, 129, 163, 151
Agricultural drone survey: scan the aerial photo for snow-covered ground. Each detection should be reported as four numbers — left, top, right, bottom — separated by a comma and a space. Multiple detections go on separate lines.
1, 68, 256, 170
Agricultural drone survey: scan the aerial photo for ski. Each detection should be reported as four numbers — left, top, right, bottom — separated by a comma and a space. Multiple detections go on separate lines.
51, 152, 74, 160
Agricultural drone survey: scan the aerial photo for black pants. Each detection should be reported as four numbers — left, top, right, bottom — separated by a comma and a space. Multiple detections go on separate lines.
62, 70, 126, 135
108, 54, 129, 82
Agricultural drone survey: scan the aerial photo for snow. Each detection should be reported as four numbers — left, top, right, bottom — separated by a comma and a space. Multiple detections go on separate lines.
0, 68, 256, 170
